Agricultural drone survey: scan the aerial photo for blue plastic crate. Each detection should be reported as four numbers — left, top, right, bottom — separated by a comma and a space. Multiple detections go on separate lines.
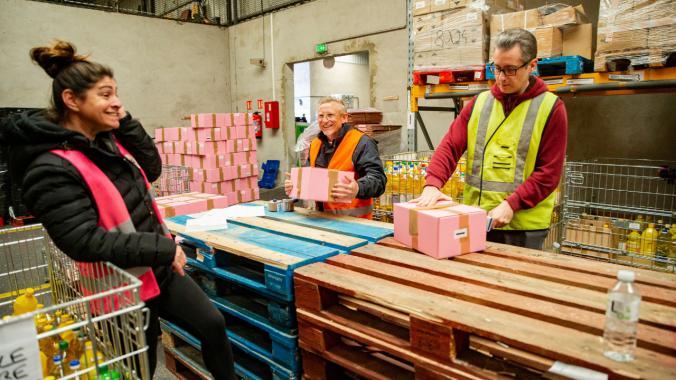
258, 160, 280, 189
485, 55, 594, 80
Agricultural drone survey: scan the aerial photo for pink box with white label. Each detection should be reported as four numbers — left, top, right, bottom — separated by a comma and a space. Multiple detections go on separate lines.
393, 201, 487, 259
193, 155, 220, 169
245, 151, 258, 164
220, 127, 237, 140
175, 141, 198, 155
252, 187, 260, 200
187, 193, 229, 209
197, 128, 221, 142
162, 142, 175, 154
289, 167, 354, 203
190, 168, 234, 182
236, 125, 256, 140
234, 164, 253, 179
196, 141, 225, 155
236, 190, 252, 203
191, 113, 215, 129
234, 139, 250, 153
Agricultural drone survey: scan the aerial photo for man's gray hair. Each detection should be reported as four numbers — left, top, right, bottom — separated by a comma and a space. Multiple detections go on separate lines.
317, 96, 348, 115
493, 28, 538, 63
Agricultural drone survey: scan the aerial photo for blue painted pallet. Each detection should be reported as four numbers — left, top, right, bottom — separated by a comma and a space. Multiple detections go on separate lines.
485, 55, 594, 79
166, 215, 341, 302
258, 160, 280, 189
160, 320, 300, 380
239, 202, 394, 243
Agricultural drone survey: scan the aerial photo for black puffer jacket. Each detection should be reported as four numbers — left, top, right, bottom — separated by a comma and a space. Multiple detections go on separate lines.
0, 110, 176, 274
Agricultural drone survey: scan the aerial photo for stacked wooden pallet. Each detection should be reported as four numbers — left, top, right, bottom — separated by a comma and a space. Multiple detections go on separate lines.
295, 237, 676, 380
160, 202, 395, 380
356, 124, 402, 138
347, 108, 384, 125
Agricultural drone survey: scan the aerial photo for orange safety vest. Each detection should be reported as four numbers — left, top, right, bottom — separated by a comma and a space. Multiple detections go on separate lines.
310, 129, 374, 219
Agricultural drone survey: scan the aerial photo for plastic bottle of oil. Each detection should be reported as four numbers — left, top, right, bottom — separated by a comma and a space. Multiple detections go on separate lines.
67, 332, 87, 363
627, 231, 641, 253
40, 325, 58, 361
391, 165, 400, 195
633, 215, 645, 233
413, 166, 421, 195
384, 168, 391, 191
67, 360, 81, 378
48, 355, 64, 378
40, 350, 49, 377
457, 173, 466, 201
655, 228, 671, 269
80, 341, 104, 380
12, 288, 38, 316
399, 163, 408, 194
641, 224, 658, 256
419, 164, 427, 190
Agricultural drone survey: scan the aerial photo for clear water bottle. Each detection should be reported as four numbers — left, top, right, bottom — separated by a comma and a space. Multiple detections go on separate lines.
603, 270, 641, 362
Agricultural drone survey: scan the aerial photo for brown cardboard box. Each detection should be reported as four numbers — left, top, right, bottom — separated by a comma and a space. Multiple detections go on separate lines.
414, 13, 445, 52
542, 5, 590, 26
562, 23, 593, 59
536, 27, 563, 58
490, 9, 541, 36
431, 0, 451, 12
413, 0, 432, 16
448, 0, 466, 9
649, 25, 676, 48
597, 29, 649, 52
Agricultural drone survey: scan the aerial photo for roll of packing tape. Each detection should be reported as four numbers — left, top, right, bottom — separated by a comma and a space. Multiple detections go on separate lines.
268, 200, 281, 212
281, 199, 295, 212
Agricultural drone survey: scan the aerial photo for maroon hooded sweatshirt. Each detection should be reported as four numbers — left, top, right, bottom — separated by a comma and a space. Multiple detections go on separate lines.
425, 75, 567, 214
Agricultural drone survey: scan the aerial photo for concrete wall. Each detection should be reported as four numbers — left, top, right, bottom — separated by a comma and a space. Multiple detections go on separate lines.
308, 59, 370, 123
227, 0, 409, 173
0, 0, 231, 132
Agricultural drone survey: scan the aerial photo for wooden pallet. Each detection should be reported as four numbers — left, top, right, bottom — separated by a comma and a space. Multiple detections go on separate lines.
595, 48, 676, 72
161, 319, 300, 380
293, 239, 676, 380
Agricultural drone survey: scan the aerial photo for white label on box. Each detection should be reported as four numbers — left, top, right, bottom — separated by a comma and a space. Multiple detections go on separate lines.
254, 165, 258, 169
219, 155, 224, 159
454, 228, 468, 239
407, 111, 415, 130
225, 160, 231, 165
241, 191, 246, 194
212, 184, 218, 188
416, 1, 425, 9
609, 72, 644, 81
467, 12, 478, 20
244, 148, 249, 152
235, 179, 240, 183
449, 85, 469, 90
435, 0, 446, 4
567, 78, 595, 85
629, 222, 641, 230
548, 362, 607, 380
0, 317, 43, 380
544, 78, 564, 85
474, 71, 482, 79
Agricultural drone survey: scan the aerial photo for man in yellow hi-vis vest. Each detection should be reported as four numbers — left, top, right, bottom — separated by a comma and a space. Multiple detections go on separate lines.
412, 29, 567, 250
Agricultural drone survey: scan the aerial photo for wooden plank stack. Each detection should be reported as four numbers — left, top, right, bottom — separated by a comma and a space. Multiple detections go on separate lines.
295, 237, 676, 380
160, 203, 395, 379
356, 124, 402, 138
347, 108, 384, 125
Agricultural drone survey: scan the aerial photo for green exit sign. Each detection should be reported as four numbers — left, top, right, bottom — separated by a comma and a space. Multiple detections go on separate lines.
316, 43, 328, 53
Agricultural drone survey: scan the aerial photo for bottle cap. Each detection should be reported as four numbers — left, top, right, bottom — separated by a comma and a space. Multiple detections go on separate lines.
45, 325, 54, 330
618, 270, 635, 282
658, 219, 664, 223
59, 341, 68, 350
649, 223, 655, 227
55, 312, 62, 317
53, 355, 62, 363
44, 377, 56, 380
70, 360, 80, 369
25, 288, 34, 296
38, 318, 47, 324
37, 304, 44, 309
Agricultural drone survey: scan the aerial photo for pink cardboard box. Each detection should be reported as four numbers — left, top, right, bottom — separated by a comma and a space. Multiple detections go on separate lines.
193, 155, 220, 169
186, 199, 208, 213
181, 127, 198, 141
393, 201, 487, 259
192, 113, 215, 129
224, 191, 238, 205
197, 128, 221, 142
235, 164, 253, 179
236, 125, 256, 139
156, 143, 164, 154
249, 138, 257, 151
229, 113, 251, 126
190, 168, 234, 182
232, 152, 247, 166
214, 114, 228, 128
174, 141, 198, 155
245, 151, 258, 164
155, 129, 165, 142
220, 127, 237, 140
252, 187, 260, 200
162, 142, 175, 154
289, 167, 354, 204
197, 141, 225, 155
164, 202, 192, 216
237, 190, 252, 203
234, 139, 251, 153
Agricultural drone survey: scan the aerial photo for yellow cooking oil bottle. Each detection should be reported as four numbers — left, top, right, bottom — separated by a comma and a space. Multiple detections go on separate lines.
13, 288, 38, 316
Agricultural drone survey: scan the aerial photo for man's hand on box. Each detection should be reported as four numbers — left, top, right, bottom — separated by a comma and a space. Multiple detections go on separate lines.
409, 186, 451, 207
488, 200, 514, 229
284, 172, 293, 196
332, 177, 359, 201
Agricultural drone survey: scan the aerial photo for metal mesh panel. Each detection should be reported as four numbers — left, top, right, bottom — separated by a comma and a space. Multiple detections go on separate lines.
236, 0, 303, 20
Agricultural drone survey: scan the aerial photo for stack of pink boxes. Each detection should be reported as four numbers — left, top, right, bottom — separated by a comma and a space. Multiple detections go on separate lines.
155, 113, 260, 206
155, 192, 230, 219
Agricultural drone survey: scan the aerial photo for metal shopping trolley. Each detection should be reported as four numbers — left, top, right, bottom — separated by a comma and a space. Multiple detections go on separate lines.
0, 225, 151, 379
152, 164, 190, 197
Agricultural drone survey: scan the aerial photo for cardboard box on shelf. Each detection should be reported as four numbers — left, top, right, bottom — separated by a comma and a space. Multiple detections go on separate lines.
536, 27, 563, 58
431, 0, 450, 12
542, 5, 589, 26
413, 0, 432, 16
289, 167, 355, 203
597, 29, 649, 53
562, 23, 593, 59
393, 201, 487, 259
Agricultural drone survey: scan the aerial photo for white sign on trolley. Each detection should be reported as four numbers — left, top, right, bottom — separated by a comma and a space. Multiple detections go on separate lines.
0, 316, 42, 380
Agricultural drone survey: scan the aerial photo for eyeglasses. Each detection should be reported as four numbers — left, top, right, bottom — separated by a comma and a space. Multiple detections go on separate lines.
489, 61, 530, 76
317, 113, 340, 121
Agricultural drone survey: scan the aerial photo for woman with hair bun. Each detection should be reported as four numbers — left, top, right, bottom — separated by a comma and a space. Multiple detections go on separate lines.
0, 40, 236, 379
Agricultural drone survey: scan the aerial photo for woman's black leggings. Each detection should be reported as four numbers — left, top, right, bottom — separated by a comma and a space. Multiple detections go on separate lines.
144, 272, 237, 379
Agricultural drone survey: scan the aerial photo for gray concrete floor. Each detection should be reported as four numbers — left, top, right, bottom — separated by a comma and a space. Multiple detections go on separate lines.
153, 341, 174, 380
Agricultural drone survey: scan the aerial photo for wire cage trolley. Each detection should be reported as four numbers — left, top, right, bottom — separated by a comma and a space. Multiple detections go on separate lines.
0, 225, 151, 379
152, 164, 190, 197
562, 158, 676, 272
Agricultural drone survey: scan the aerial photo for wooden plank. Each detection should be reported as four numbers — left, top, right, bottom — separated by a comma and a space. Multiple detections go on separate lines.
454, 252, 676, 308
253, 201, 394, 230
353, 244, 676, 331
228, 216, 368, 251
483, 242, 676, 290
301, 345, 414, 380
294, 262, 676, 380
164, 346, 212, 380
327, 254, 676, 356
377, 237, 417, 252
166, 220, 304, 268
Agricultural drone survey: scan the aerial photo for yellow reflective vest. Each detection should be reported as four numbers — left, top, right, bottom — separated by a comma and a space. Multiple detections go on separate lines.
464, 90, 559, 230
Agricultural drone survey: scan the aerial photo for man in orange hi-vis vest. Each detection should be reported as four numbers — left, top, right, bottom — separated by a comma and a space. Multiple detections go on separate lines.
285, 97, 386, 219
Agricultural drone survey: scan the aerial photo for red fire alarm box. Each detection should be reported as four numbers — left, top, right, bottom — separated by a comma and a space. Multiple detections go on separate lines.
253, 112, 262, 138
264, 101, 280, 129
